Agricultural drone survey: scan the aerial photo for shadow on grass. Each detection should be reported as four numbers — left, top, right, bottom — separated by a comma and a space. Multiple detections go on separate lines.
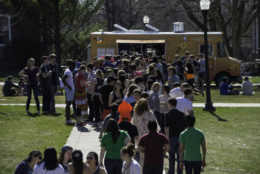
27, 112, 40, 117
209, 111, 228, 121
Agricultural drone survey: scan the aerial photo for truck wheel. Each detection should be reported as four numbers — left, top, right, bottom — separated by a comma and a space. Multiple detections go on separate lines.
214, 72, 231, 86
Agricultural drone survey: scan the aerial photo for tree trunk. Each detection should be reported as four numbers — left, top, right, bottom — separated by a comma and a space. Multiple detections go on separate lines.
54, 0, 61, 64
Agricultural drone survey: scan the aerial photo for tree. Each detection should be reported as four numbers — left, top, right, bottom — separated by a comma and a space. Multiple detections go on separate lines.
177, 0, 260, 58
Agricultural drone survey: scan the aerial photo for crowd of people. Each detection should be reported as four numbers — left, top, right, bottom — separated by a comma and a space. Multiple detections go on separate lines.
9, 51, 254, 174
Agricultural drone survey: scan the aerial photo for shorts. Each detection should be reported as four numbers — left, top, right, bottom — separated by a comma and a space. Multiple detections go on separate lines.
65, 87, 75, 102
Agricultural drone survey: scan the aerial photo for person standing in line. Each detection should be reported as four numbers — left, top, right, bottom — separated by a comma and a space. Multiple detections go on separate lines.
99, 76, 116, 120
176, 88, 193, 115
86, 63, 96, 122
33, 147, 64, 174
62, 60, 76, 125
47, 54, 59, 114
159, 85, 171, 134
165, 98, 186, 174
74, 65, 88, 126
14, 151, 42, 174
40, 56, 52, 114
19, 58, 40, 114
179, 116, 206, 174
121, 145, 141, 174
148, 82, 162, 130
138, 120, 170, 174
100, 119, 131, 174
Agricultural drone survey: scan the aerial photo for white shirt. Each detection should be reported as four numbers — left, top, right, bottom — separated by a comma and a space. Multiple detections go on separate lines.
169, 87, 184, 98
33, 162, 65, 174
242, 81, 253, 95
122, 159, 141, 174
63, 68, 74, 89
176, 97, 192, 115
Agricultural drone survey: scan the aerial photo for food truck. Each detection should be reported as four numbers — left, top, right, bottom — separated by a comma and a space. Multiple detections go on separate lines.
90, 23, 241, 85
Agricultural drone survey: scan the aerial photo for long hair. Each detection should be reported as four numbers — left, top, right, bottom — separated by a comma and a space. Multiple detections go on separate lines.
88, 152, 99, 166
134, 98, 149, 116
105, 119, 120, 143
58, 146, 73, 165
23, 151, 42, 163
43, 147, 59, 170
27, 58, 35, 69
113, 80, 124, 97
72, 150, 83, 174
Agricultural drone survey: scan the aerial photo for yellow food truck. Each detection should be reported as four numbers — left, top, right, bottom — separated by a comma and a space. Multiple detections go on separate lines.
90, 25, 241, 85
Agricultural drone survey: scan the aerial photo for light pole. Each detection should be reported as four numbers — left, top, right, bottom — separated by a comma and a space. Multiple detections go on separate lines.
200, 0, 215, 112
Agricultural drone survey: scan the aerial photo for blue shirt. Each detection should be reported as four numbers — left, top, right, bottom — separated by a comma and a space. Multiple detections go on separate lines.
220, 82, 229, 95
14, 161, 33, 174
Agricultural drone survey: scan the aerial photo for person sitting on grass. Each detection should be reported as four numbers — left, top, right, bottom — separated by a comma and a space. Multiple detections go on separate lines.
86, 152, 107, 174
33, 147, 64, 174
15, 151, 42, 174
68, 150, 87, 174
219, 77, 239, 95
3, 75, 21, 96
59, 146, 73, 174
241, 76, 253, 95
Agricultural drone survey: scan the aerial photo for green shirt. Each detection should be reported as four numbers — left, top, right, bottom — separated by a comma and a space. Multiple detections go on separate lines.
179, 127, 205, 161
101, 130, 129, 159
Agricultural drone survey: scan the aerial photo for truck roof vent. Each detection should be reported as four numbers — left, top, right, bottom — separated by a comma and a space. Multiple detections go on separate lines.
173, 22, 184, 33
114, 24, 128, 32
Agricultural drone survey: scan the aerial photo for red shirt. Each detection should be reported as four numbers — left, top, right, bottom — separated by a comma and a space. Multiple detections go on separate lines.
139, 132, 169, 165
75, 72, 85, 92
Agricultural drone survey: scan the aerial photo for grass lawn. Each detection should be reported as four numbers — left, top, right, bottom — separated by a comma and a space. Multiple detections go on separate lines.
250, 76, 260, 83
163, 107, 260, 174
0, 106, 72, 174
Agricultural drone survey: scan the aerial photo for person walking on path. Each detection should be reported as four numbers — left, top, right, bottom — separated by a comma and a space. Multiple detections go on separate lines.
100, 119, 131, 174
19, 58, 40, 114
176, 88, 193, 115
165, 98, 186, 174
121, 145, 141, 174
138, 120, 169, 174
62, 60, 76, 124
179, 116, 206, 174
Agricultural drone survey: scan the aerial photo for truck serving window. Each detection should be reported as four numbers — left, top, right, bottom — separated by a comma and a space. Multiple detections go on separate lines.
217, 42, 227, 57
200, 44, 213, 57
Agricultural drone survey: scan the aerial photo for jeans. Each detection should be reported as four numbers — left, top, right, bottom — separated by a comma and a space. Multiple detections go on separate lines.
184, 161, 202, 174
104, 158, 122, 174
42, 84, 51, 112
143, 165, 163, 174
50, 84, 57, 113
26, 85, 40, 112
168, 136, 182, 174
154, 111, 163, 131
87, 93, 94, 121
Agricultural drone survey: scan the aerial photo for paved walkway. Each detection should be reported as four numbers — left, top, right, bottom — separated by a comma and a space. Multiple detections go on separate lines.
1, 103, 260, 107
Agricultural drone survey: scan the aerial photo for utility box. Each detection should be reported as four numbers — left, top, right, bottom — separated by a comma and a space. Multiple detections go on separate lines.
173, 22, 184, 33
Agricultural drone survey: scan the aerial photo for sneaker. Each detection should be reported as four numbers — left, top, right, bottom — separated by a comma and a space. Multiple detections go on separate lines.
66, 119, 74, 125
